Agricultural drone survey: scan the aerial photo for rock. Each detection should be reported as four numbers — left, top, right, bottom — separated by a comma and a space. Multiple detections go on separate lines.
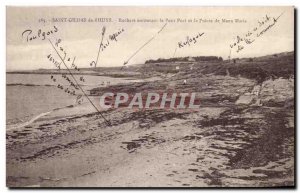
235, 95, 254, 105
139, 121, 151, 129
260, 78, 294, 107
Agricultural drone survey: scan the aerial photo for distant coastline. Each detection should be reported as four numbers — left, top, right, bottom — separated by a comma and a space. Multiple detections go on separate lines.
6, 68, 141, 78
7, 51, 294, 79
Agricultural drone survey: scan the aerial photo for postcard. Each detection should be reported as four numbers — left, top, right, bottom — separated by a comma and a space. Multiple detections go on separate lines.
6, 6, 295, 187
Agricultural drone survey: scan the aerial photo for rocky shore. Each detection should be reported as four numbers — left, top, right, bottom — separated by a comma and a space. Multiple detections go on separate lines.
6, 52, 295, 187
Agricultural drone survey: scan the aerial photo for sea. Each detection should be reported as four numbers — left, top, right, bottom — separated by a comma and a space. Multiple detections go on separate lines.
6, 73, 142, 126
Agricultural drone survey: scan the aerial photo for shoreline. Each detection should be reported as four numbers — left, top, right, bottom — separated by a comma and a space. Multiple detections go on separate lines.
6, 52, 295, 187
6, 74, 163, 128
6, 73, 294, 187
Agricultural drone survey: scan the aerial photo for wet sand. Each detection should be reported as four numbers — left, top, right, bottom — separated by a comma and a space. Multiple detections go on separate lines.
6, 71, 294, 187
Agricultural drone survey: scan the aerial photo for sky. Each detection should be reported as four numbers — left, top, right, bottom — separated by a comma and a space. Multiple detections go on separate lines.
6, 6, 294, 71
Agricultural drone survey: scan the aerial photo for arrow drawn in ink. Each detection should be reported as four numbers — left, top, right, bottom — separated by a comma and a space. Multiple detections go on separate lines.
121, 23, 168, 69
49, 39, 111, 126
173, 47, 177, 58
90, 26, 106, 68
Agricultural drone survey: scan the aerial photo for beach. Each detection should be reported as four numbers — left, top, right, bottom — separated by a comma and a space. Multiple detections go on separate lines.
6, 52, 295, 187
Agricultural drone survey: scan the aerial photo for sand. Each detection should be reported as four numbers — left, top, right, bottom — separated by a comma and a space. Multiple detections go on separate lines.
6, 72, 294, 187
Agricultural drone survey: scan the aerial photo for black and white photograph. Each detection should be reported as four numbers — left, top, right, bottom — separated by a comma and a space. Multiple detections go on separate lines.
5, 6, 295, 188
